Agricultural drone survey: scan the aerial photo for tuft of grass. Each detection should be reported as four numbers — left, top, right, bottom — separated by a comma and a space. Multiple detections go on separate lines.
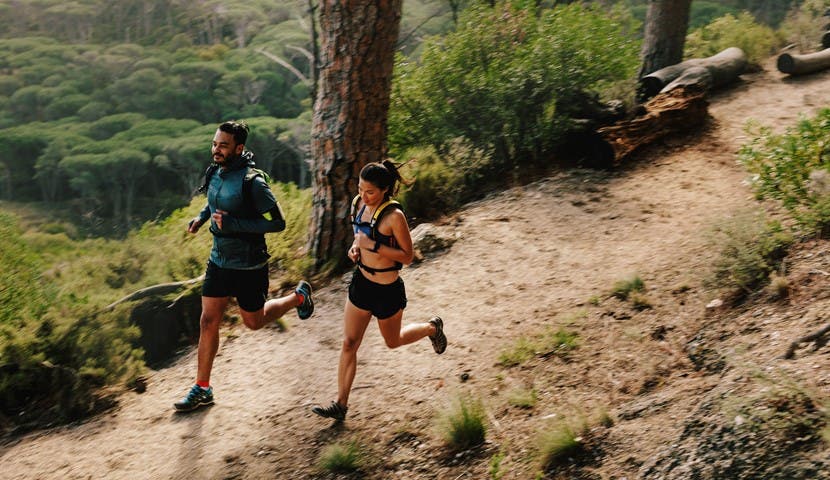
610, 275, 645, 300
498, 327, 579, 367
489, 450, 506, 480
595, 408, 615, 428
438, 395, 487, 450
498, 337, 537, 367
508, 388, 538, 409
628, 291, 653, 310
766, 272, 790, 300
317, 441, 364, 474
537, 420, 588, 471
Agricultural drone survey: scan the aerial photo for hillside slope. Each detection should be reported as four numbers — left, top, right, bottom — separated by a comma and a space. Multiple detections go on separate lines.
2, 58, 830, 480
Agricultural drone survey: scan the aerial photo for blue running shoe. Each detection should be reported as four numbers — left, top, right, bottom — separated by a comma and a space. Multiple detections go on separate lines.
174, 384, 214, 412
429, 316, 447, 354
296, 280, 314, 320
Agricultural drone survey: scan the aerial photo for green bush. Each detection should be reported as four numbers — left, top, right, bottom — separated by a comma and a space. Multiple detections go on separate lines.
739, 109, 830, 236
707, 212, 793, 296
389, 2, 640, 175
398, 139, 494, 221
685, 12, 782, 65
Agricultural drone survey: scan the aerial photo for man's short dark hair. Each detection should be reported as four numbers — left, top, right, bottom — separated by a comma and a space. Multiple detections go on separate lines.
218, 120, 249, 146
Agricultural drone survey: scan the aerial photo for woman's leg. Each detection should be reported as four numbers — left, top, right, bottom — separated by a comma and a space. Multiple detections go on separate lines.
376, 310, 435, 349
337, 299, 373, 407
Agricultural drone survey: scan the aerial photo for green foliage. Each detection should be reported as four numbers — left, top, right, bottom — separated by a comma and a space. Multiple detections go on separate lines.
779, 0, 830, 53
739, 109, 830, 236
498, 327, 579, 367
0, 212, 145, 428
610, 275, 645, 300
689, 1, 740, 30
389, 2, 640, 175
508, 387, 538, 409
707, 211, 793, 296
438, 394, 487, 450
489, 450, 506, 480
684, 12, 783, 65
397, 139, 494, 221
537, 419, 588, 472
317, 441, 365, 474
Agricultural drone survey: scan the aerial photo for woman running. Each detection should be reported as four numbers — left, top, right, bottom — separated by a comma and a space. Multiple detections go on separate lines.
312, 160, 447, 422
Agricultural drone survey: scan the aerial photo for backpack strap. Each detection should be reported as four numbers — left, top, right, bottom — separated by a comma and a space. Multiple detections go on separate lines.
369, 199, 402, 235
350, 194, 361, 222
242, 168, 269, 215
197, 163, 220, 194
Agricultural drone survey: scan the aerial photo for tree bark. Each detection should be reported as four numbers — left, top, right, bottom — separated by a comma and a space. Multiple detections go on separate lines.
595, 86, 709, 166
638, 0, 692, 80
309, 0, 402, 273
777, 48, 830, 76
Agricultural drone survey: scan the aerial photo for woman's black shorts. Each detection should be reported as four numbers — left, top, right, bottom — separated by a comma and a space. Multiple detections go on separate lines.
348, 268, 407, 319
202, 261, 268, 312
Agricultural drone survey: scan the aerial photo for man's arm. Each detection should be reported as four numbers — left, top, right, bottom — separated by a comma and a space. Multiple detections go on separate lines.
188, 203, 211, 233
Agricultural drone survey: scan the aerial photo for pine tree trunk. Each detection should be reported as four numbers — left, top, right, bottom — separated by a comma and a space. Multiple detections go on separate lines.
638, 0, 693, 84
309, 0, 402, 273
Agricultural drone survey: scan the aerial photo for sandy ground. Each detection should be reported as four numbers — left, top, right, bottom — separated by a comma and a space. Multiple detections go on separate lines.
2, 58, 830, 480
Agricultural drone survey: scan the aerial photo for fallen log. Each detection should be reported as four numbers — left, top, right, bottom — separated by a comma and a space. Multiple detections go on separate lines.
777, 48, 830, 75
639, 47, 747, 101
595, 86, 709, 166
105, 275, 204, 310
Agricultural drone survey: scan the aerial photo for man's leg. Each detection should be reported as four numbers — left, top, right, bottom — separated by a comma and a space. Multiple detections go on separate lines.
196, 296, 230, 385
174, 296, 228, 412
239, 280, 313, 330
239, 293, 301, 330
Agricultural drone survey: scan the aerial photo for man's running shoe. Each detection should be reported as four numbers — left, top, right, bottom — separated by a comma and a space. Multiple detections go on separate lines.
429, 316, 447, 354
174, 384, 214, 412
311, 401, 348, 421
295, 280, 314, 320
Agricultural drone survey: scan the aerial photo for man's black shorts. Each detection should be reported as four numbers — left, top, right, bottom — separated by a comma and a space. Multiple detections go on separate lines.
348, 268, 407, 319
202, 261, 268, 312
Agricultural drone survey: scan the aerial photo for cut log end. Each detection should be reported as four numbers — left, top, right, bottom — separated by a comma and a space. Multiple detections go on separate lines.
777, 53, 795, 74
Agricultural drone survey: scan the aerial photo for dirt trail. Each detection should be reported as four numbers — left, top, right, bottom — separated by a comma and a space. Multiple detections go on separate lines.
3, 60, 830, 480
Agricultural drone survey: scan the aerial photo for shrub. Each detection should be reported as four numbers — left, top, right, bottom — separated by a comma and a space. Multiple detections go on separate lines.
707, 211, 793, 297
438, 395, 487, 450
317, 441, 364, 474
779, 0, 829, 52
739, 109, 830, 237
389, 2, 640, 174
398, 139, 494, 221
684, 12, 782, 65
